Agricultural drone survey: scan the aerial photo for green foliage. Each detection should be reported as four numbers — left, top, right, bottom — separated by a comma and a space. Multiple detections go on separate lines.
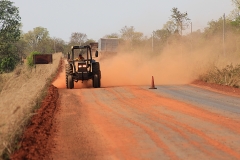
0, 0, 21, 45
0, 56, 16, 73
231, 17, 240, 27
200, 64, 240, 88
0, 0, 21, 73
230, 17, 240, 33
23, 27, 52, 54
204, 18, 223, 37
203, 17, 240, 39
27, 51, 40, 67
0, 43, 20, 73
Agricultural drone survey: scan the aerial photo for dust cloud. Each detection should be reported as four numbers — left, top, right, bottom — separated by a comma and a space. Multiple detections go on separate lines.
52, 71, 66, 89
53, 33, 239, 88
100, 49, 204, 87
52, 68, 92, 89
100, 34, 239, 87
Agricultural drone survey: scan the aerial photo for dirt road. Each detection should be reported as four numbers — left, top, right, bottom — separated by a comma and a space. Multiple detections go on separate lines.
49, 83, 240, 160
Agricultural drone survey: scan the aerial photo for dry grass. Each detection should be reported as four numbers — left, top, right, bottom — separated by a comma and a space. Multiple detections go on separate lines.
0, 74, 12, 93
0, 53, 62, 159
200, 64, 240, 88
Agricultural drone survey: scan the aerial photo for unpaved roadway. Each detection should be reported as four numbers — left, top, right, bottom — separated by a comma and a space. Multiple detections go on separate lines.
49, 83, 240, 160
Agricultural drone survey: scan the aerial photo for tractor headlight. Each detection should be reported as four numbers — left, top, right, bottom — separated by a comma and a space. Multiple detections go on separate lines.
78, 64, 86, 68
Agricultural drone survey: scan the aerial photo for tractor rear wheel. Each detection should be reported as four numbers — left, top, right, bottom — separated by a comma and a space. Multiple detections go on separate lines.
92, 62, 101, 88
68, 75, 74, 89
98, 75, 101, 88
93, 74, 99, 88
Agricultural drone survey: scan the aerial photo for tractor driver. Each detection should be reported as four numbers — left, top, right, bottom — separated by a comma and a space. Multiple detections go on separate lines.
76, 53, 84, 61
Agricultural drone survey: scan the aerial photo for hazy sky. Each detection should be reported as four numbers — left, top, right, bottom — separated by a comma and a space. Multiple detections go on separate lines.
11, 0, 234, 42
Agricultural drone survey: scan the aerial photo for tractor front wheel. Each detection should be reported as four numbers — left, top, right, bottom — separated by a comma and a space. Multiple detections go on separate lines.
65, 64, 73, 89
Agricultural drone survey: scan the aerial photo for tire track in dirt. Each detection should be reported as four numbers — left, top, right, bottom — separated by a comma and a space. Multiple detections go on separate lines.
91, 90, 179, 160
122, 86, 240, 159
50, 89, 108, 160
94, 86, 239, 159
104, 87, 220, 159
52, 89, 163, 160
80, 89, 163, 159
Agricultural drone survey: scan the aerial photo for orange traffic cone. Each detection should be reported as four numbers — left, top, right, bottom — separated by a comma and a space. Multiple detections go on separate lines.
149, 76, 157, 89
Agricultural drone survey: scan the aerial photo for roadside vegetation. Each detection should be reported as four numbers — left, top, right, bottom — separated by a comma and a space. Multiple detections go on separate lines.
0, 53, 62, 159
200, 64, 240, 88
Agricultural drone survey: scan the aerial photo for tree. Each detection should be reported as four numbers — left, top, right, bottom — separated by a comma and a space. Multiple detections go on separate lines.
232, 0, 240, 6
170, 7, 190, 35
23, 27, 51, 54
163, 21, 176, 34
229, 0, 240, 28
24, 27, 49, 49
204, 17, 238, 36
120, 26, 135, 41
15, 36, 27, 62
69, 32, 87, 45
52, 37, 66, 53
154, 29, 170, 43
0, 0, 21, 72
231, 0, 240, 18
153, 21, 176, 44
104, 33, 119, 38
83, 39, 95, 45
120, 26, 144, 49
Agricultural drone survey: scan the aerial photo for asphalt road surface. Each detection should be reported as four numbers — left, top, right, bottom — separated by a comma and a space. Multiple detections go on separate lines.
49, 84, 240, 160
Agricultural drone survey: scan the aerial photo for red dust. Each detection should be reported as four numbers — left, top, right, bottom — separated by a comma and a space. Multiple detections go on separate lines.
52, 67, 93, 89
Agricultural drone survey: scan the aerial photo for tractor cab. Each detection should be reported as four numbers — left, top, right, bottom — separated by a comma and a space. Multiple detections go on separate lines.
65, 45, 101, 89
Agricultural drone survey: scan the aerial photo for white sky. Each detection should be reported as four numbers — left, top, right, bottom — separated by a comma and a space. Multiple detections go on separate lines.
11, 0, 234, 42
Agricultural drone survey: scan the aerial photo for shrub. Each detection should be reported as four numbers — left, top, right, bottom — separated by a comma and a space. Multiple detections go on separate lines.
26, 51, 40, 67
0, 54, 19, 73
200, 64, 240, 88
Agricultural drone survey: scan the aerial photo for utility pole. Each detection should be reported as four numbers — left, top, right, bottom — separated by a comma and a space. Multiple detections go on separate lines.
223, 13, 226, 56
